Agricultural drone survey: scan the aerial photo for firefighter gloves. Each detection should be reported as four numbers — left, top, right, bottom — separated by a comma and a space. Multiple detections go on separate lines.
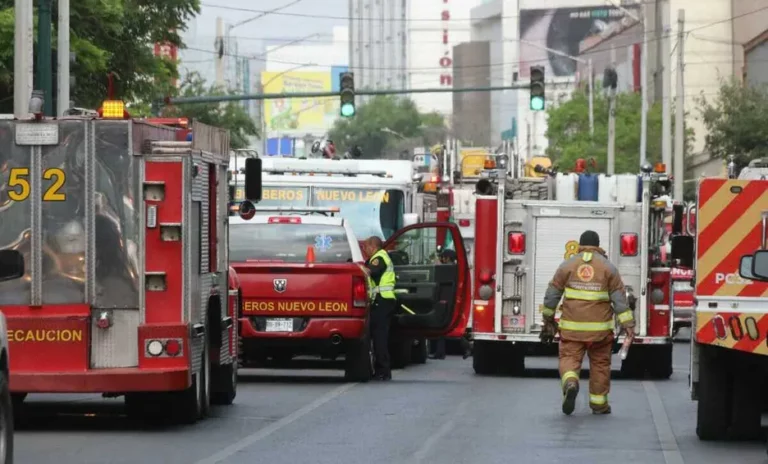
539, 318, 558, 344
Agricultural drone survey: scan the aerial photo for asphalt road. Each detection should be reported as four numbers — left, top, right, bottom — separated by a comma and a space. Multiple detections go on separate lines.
14, 332, 768, 464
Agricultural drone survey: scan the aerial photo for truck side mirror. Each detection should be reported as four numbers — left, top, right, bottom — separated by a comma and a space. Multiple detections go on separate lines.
672, 203, 684, 235
0, 250, 24, 282
753, 250, 768, 280
739, 255, 757, 280
670, 235, 694, 268
244, 158, 262, 202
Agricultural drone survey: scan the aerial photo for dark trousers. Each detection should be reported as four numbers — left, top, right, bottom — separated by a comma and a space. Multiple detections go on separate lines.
370, 295, 396, 375
430, 338, 446, 358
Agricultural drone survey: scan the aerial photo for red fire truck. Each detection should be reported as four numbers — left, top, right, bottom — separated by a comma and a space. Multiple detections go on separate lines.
471, 158, 677, 378
0, 106, 240, 424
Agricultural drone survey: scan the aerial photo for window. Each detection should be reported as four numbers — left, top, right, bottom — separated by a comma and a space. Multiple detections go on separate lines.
312, 187, 404, 239
229, 224, 353, 264
386, 227, 437, 266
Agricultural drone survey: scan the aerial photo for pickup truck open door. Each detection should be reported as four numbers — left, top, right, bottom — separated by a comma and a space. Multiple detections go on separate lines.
383, 223, 471, 339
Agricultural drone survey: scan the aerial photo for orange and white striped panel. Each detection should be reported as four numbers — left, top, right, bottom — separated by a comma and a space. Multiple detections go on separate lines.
695, 178, 768, 298
696, 311, 768, 356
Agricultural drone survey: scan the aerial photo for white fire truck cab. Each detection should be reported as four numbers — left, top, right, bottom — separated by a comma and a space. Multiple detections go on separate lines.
471, 158, 677, 379
0, 115, 240, 424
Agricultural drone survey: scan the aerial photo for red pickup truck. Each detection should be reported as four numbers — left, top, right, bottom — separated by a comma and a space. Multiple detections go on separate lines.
230, 206, 471, 381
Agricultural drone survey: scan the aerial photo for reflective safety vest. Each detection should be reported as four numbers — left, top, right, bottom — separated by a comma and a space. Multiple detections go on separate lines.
366, 249, 396, 300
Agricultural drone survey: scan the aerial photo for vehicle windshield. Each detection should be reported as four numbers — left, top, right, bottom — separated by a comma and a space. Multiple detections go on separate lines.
312, 187, 405, 239
229, 223, 353, 263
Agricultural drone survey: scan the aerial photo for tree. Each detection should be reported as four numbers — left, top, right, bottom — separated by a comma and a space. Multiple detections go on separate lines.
0, 0, 199, 113
545, 88, 693, 174
327, 95, 445, 158
163, 72, 259, 150
697, 78, 768, 171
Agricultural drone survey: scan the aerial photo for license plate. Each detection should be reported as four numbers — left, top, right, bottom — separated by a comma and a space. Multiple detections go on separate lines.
265, 319, 293, 332
503, 315, 526, 328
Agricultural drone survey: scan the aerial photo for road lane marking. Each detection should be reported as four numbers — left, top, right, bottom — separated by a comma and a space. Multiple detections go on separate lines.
407, 397, 471, 464
643, 381, 685, 464
194, 382, 357, 464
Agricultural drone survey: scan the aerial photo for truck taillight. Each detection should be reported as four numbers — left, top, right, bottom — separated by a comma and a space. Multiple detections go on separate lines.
620, 233, 638, 256
268, 217, 301, 224
479, 270, 492, 284
508, 232, 525, 254
352, 276, 367, 308
145, 338, 183, 357
458, 219, 471, 227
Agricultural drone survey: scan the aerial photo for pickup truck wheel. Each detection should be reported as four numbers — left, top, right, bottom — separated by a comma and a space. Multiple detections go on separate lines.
696, 345, 731, 440
345, 337, 374, 382
411, 337, 428, 364
0, 369, 14, 464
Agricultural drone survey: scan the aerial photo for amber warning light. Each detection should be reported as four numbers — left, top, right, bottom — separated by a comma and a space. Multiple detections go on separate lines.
100, 100, 128, 119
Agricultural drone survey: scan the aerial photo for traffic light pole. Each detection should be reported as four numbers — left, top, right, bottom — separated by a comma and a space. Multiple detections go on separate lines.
162, 84, 532, 106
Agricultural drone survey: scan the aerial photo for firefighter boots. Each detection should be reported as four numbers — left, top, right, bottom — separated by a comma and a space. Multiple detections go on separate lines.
562, 381, 579, 415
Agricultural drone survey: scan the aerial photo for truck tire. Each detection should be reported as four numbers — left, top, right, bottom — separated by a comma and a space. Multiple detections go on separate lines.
498, 344, 525, 376
620, 344, 645, 379
411, 337, 428, 364
168, 340, 209, 424
211, 361, 237, 406
696, 345, 731, 440
647, 345, 673, 380
0, 370, 14, 464
473, 341, 496, 375
390, 338, 411, 369
345, 337, 374, 382
729, 365, 764, 440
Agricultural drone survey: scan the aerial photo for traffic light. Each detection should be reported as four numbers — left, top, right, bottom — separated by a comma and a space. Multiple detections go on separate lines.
530, 66, 545, 111
339, 72, 355, 117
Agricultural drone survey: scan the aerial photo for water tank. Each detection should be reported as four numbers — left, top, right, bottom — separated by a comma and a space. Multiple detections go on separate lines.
598, 174, 617, 202
616, 174, 640, 204
577, 173, 599, 201
555, 173, 578, 201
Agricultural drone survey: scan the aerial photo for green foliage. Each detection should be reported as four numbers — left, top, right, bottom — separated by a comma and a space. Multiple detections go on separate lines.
0, 0, 199, 112
545, 88, 694, 174
163, 72, 258, 150
697, 77, 768, 170
327, 95, 445, 158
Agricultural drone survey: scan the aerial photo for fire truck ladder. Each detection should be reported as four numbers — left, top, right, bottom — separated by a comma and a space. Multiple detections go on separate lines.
263, 167, 390, 177
255, 206, 341, 217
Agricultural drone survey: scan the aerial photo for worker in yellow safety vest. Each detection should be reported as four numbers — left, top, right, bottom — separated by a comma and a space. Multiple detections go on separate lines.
363, 236, 398, 381
539, 230, 636, 416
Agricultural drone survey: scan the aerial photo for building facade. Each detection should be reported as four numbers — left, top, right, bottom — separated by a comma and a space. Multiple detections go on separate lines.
349, 0, 483, 116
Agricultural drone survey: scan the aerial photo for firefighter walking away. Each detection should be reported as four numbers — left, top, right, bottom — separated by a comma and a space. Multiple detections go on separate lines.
539, 230, 635, 415
363, 237, 398, 381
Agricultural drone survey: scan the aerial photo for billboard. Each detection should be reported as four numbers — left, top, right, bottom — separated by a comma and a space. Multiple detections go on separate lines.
519, 6, 639, 78
262, 72, 337, 133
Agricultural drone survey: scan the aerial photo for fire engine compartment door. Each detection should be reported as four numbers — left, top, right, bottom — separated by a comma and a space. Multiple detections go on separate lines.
529, 211, 614, 330
383, 222, 471, 336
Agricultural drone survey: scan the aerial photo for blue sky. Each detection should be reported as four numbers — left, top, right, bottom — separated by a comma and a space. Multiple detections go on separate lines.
179, 0, 347, 83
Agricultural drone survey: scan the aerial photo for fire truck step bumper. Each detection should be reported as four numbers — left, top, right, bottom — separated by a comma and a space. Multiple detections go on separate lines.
10, 367, 191, 393
473, 332, 673, 345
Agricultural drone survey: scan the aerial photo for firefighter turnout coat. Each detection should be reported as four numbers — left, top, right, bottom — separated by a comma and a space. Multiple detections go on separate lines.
541, 246, 635, 342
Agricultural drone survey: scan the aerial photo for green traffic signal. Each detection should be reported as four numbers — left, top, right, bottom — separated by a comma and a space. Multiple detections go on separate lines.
341, 102, 355, 117
530, 96, 545, 111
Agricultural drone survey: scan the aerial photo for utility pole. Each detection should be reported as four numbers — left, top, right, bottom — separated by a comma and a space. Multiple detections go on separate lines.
605, 46, 618, 176
57, 0, 71, 116
14, 0, 33, 117
215, 17, 225, 88
661, 0, 672, 174
673, 10, 686, 200
37, 0, 54, 116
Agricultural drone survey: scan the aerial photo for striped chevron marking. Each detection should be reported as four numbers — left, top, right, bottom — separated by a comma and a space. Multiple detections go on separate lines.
695, 311, 768, 356
695, 178, 768, 298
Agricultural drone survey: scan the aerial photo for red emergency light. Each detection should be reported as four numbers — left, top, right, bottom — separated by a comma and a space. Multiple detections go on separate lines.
458, 219, 471, 227
508, 232, 526, 254
352, 276, 367, 308
164, 339, 182, 357
268, 217, 302, 224
620, 233, 638, 256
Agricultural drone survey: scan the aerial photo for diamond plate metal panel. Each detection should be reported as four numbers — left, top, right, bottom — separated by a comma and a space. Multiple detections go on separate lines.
90, 309, 139, 368
531, 217, 612, 329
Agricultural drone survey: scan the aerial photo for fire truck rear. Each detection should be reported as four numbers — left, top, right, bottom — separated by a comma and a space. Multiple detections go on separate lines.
0, 113, 239, 424
471, 158, 676, 378
689, 167, 768, 443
